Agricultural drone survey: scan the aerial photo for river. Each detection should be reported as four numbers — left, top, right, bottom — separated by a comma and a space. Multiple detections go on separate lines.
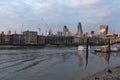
0, 46, 120, 80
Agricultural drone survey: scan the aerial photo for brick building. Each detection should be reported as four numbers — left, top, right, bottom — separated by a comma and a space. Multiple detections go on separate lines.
23, 31, 37, 45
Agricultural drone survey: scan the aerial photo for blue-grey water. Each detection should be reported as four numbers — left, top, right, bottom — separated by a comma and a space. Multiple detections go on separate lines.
0, 46, 120, 80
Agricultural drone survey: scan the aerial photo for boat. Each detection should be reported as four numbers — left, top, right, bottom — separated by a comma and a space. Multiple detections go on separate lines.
78, 45, 90, 51
94, 46, 120, 53
110, 46, 120, 52
78, 46, 85, 51
94, 48, 102, 52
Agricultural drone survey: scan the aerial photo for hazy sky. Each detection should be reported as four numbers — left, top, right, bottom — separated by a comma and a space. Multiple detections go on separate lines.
0, 0, 120, 34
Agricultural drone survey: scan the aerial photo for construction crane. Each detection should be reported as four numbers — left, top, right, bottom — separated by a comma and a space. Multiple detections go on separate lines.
21, 24, 23, 34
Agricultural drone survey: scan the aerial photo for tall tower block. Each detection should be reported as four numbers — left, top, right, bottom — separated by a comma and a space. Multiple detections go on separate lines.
76, 22, 83, 36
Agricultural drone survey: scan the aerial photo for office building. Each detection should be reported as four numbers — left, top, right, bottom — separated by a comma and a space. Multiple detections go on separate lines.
23, 31, 37, 45
100, 25, 108, 35
75, 22, 83, 37
12, 34, 25, 45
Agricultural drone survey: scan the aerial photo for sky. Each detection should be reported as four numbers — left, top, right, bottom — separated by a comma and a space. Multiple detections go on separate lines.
0, 0, 120, 35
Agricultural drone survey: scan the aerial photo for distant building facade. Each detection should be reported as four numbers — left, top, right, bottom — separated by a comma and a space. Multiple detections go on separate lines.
4, 35, 12, 45
12, 34, 25, 45
57, 31, 63, 36
0, 32, 5, 44
100, 25, 108, 35
0, 34, 2, 44
23, 31, 37, 45
37, 35, 46, 46
91, 31, 95, 35
0, 32, 12, 45
118, 34, 120, 38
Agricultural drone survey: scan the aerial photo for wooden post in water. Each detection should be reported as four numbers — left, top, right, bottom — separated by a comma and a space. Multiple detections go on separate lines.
85, 38, 89, 68
86, 38, 89, 53
108, 39, 111, 53
107, 39, 111, 64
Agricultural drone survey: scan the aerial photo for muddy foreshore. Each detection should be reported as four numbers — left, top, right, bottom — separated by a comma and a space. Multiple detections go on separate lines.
83, 66, 120, 80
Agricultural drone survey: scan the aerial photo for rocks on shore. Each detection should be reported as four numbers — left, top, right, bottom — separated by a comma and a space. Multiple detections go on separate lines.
84, 66, 120, 80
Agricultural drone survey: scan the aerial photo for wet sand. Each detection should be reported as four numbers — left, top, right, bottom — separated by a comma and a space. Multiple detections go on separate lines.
84, 66, 120, 80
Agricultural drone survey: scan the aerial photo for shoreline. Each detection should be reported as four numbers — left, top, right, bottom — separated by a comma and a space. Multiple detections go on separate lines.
83, 65, 120, 80
0, 45, 44, 49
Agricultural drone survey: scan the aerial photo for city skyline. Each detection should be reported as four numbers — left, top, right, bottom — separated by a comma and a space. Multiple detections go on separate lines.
0, 0, 120, 34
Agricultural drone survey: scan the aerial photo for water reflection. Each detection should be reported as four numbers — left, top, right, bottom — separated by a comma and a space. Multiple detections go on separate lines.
97, 53, 109, 64
77, 50, 83, 67
107, 39, 111, 64
85, 52, 88, 68
113, 52, 117, 57
107, 52, 111, 64
94, 51, 120, 65
85, 38, 89, 68
59, 52, 72, 61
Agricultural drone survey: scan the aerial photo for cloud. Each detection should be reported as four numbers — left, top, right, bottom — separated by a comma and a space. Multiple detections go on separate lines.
68, 0, 101, 7
84, 7, 114, 18
0, 5, 18, 18
0, 0, 29, 18
25, 0, 53, 14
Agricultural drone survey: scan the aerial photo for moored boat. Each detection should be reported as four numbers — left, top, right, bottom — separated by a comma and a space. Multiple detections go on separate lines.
78, 45, 91, 51
94, 46, 120, 53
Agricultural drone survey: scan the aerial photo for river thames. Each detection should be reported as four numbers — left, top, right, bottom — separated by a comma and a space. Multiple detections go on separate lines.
0, 46, 120, 80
